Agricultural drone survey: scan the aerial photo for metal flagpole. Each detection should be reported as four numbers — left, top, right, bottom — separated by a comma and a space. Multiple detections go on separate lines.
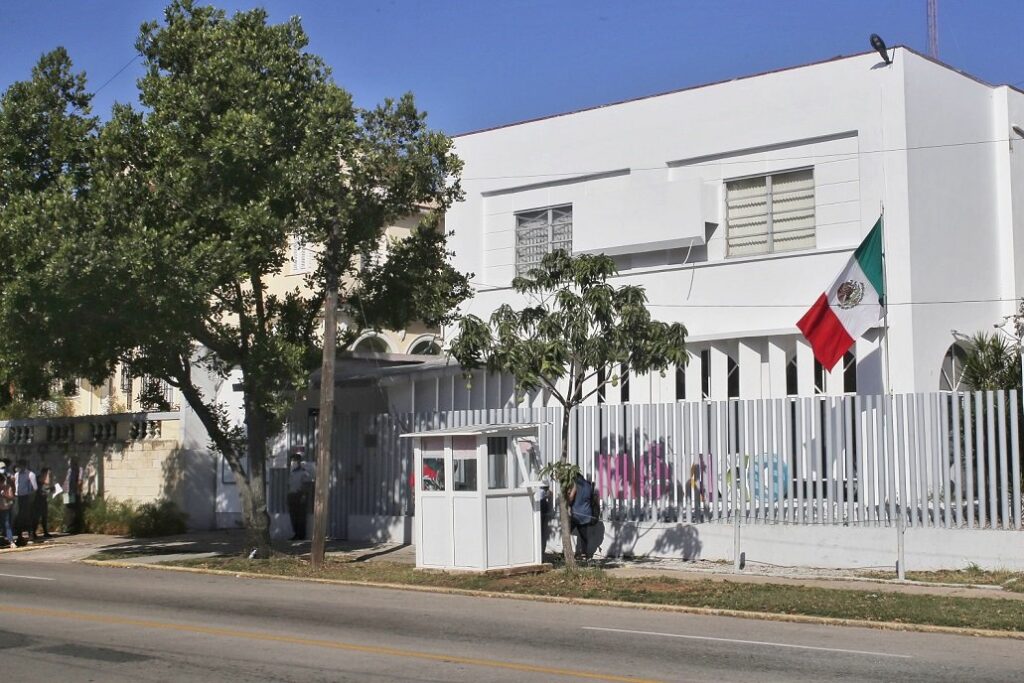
879, 204, 892, 397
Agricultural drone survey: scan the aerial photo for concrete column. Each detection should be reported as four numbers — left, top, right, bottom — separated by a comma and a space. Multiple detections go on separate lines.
709, 344, 729, 401
631, 370, 656, 404
796, 337, 815, 397
766, 337, 789, 398
856, 332, 885, 395
826, 354, 847, 396
738, 338, 764, 399
685, 349, 703, 401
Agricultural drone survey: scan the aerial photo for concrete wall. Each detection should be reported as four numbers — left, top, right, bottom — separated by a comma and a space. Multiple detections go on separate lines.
0, 413, 216, 530
543, 518, 1024, 572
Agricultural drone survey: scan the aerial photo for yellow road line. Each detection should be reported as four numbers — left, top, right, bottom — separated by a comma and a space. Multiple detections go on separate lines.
9, 605, 662, 683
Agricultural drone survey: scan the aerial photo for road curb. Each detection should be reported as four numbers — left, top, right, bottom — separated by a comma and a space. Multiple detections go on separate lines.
80, 559, 1024, 641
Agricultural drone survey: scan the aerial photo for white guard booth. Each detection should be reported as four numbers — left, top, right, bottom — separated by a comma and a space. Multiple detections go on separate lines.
401, 424, 544, 571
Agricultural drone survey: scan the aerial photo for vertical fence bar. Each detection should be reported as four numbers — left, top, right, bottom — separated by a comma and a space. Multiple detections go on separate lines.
735, 400, 746, 521
964, 394, 976, 528
747, 400, 757, 522
797, 397, 807, 525
786, 397, 794, 520
851, 395, 860, 524
997, 391, 1010, 530
720, 400, 729, 522
986, 391, 998, 528
975, 392, 987, 528
772, 398, 783, 522
929, 394, 941, 528
939, 393, 951, 528
823, 397, 833, 525
868, 395, 876, 524
682, 402, 692, 524
1010, 390, 1022, 530
951, 393, 963, 527
844, 396, 855, 524
812, 397, 823, 522
907, 395, 920, 527
896, 395, 909, 528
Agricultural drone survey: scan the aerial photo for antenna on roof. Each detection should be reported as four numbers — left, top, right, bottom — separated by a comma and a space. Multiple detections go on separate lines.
927, 0, 939, 58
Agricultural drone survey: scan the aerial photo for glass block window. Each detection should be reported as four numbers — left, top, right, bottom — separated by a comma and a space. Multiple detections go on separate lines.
726, 169, 814, 257
515, 205, 572, 276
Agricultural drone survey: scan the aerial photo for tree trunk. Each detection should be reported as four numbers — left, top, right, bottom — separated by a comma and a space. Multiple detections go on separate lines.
558, 407, 577, 571
310, 284, 338, 570
242, 401, 273, 558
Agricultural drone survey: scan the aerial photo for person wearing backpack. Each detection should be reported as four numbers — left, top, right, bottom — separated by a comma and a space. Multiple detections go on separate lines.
568, 472, 599, 561
0, 462, 15, 548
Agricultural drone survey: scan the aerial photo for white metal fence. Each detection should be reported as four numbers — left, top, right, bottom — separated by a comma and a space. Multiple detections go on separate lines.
310, 391, 1023, 537
571, 392, 1022, 531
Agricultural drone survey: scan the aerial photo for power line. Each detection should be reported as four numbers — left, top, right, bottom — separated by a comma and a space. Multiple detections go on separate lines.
466, 279, 1024, 310
460, 136, 1022, 183
94, 55, 141, 95
647, 297, 1024, 309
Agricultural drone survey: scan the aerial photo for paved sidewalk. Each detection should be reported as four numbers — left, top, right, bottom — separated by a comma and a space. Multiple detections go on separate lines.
8, 530, 1020, 602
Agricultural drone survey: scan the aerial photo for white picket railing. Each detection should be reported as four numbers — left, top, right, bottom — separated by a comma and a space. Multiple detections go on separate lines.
310, 391, 1023, 535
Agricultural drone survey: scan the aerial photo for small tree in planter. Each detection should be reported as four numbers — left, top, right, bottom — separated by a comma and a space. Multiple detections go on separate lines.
449, 250, 687, 570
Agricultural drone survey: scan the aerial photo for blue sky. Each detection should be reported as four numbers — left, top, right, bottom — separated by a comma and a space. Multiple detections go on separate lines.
2, 1, 1022, 135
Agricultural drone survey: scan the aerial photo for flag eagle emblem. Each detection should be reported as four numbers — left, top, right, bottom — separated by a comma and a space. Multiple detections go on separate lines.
836, 280, 865, 309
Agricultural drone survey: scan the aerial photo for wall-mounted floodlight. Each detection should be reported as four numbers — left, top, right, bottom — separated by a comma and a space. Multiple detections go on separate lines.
870, 34, 892, 65
1012, 125, 1024, 139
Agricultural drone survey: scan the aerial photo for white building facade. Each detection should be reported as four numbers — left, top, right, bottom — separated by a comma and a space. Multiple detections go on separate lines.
417, 47, 1024, 411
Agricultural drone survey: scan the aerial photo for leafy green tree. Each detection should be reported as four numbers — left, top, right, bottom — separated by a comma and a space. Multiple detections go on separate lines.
449, 250, 687, 570
1, 2, 469, 557
0, 48, 124, 407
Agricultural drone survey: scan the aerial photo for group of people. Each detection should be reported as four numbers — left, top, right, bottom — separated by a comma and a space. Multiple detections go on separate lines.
0, 456, 85, 548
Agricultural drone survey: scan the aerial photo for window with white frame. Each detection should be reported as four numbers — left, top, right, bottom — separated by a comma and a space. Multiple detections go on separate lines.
290, 235, 312, 275
726, 169, 814, 257
515, 205, 572, 276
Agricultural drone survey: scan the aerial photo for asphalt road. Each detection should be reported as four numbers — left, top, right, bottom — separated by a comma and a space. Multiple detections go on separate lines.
0, 553, 1021, 682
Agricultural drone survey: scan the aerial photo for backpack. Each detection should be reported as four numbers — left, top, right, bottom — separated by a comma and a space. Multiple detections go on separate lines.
0, 476, 14, 511
589, 480, 601, 521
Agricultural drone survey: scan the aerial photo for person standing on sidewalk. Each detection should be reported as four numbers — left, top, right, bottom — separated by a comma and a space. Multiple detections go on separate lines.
13, 459, 37, 542
63, 456, 84, 534
568, 472, 597, 561
0, 462, 15, 548
287, 454, 312, 541
33, 467, 54, 540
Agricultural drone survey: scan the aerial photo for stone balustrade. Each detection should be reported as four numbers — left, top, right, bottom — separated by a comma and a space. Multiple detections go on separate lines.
1, 412, 179, 447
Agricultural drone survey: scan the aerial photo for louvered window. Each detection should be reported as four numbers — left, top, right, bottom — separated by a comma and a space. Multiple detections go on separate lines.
515, 205, 572, 276
290, 235, 312, 275
726, 169, 815, 257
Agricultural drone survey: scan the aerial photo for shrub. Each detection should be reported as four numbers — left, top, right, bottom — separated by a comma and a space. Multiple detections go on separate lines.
77, 496, 188, 537
47, 494, 65, 531
84, 497, 137, 535
129, 499, 188, 538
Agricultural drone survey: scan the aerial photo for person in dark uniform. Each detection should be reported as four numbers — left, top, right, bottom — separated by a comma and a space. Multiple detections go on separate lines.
287, 454, 312, 540
568, 473, 597, 560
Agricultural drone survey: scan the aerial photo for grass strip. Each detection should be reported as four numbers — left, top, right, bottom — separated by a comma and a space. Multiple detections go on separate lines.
859, 566, 1024, 594
167, 557, 1024, 633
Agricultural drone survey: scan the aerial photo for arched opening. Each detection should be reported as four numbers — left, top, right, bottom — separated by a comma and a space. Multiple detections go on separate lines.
408, 337, 441, 355
939, 342, 969, 391
353, 335, 391, 354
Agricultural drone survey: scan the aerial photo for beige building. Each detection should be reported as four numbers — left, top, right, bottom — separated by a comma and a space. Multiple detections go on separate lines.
64, 213, 444, 417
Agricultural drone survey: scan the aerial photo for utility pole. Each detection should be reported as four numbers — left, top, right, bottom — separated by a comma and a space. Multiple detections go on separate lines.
927, 0, 939, 59
311, 223, 339, 571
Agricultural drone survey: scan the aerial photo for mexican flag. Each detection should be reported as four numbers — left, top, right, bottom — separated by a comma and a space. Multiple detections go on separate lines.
796, 217, 885, 370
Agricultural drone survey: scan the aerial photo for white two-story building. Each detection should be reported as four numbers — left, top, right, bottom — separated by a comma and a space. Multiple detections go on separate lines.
394, 45, 1024, 412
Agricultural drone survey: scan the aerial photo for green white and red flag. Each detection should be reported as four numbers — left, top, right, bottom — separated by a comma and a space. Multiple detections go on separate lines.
796, 217, 885, 370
